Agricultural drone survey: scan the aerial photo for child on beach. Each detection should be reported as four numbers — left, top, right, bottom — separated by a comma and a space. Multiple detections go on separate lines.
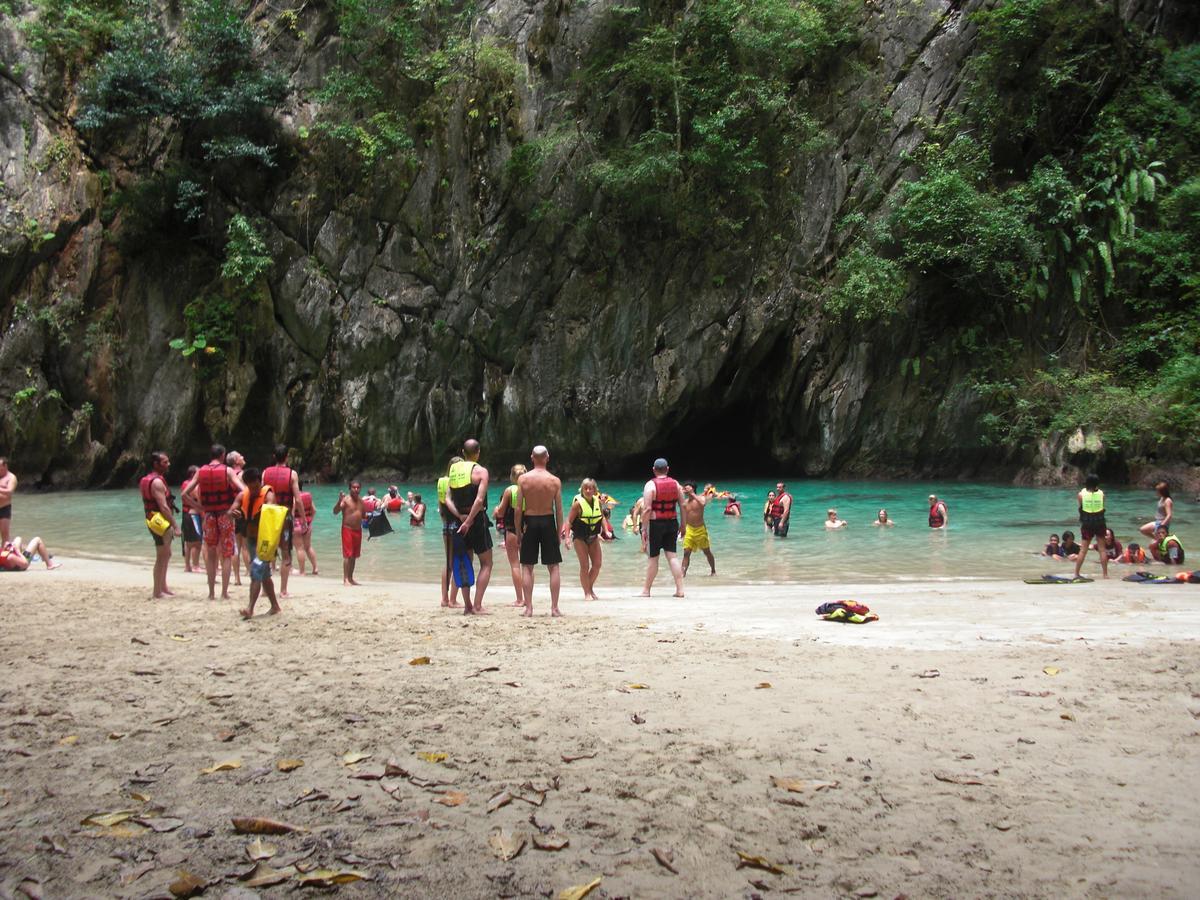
232, 468, 280, 619
1043, 534, 1065, 557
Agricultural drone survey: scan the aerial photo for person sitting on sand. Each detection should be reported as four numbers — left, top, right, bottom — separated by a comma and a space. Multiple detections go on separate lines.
824, 508, 847, 529
872, 509, 895, 527
681, 482, 716, 576
334, 482, 366, 586
0, 536, 60, 571
1043, 534, 1065, 557
233, 468, 281, 619
1060, 531, 1082, 560
1150, 525, 1185, 566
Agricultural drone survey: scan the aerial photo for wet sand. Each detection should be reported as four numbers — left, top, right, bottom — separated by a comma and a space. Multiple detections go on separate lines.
1, 559, 1198, 898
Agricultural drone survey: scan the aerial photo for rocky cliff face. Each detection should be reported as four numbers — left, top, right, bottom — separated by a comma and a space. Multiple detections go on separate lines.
0, 0, 1192, 485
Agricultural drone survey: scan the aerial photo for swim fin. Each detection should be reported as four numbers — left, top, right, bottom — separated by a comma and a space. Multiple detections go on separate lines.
1023, 574, 1093, 584
451, 531, 474, 588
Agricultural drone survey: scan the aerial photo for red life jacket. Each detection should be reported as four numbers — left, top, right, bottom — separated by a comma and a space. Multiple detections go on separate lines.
386, 497, 403, 513
300, 491, 314, 521
650, 476, 679, 519
928, 501, 946, 528
262, 465, 294, 510
770, 493, 789, 518
140, 472, 164, 518
198, 462, 235, 513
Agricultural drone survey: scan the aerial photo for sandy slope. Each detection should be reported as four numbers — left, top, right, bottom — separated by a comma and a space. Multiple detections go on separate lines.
0, 560, 1198, 899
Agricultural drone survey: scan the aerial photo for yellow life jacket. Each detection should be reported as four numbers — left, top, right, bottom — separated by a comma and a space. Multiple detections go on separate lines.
576, 493, 602, 526
448, 460, 474, 489
436, 476, 449, 505
1080, 489, 1105, 514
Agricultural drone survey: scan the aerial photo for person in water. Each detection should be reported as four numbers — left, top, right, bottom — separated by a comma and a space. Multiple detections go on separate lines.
763, 491, 777, 531
565, 477, 605, 601
771, 483, 792, 537
262, 444, 304, 598
872, 509, 895, 527
514, 445, 564, 617
233, 467, 281, 619
1100, 527, 1122, 561
294, 481, 318, 576
1139, 481, 1174, 538
334, 481, 366, 586
624, 496, 645, 532
1119, 542, 1147, 564
681, 481, 716, 576
0, 535, 60, 571
0, 457, 18, 545
409, 493, 426, 526
437, 458, 463, 609
1043, 534, 1065, 557
180, 464, 203, 573
824, 508, 847, 529
493, 463, 527, 608
928, 493, 948, 529
640, 458, 685, 597
182, 444, 246, 601
444, 438, 494, 614
1150, 525, 1185, 565
1073, 473, 1109, 579
140, 450, 181, 599
724, 495, 741, 517
1060, 530, 1082, 560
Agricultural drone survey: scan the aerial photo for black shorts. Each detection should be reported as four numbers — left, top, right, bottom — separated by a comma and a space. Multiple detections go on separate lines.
148, 524, 164, 547
647, 518, 678, 557
182, 512, 202, 542
280, 515, 294, 554
520, 515, 562, 566
1080, 516, 1105, 543
235, 516, 248, 537
0, 505, 10, 520
464, 515, 493, 555
774, 518, 790, 538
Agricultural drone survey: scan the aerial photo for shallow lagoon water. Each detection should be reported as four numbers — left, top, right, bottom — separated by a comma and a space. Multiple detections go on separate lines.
9, 477, 1183, 586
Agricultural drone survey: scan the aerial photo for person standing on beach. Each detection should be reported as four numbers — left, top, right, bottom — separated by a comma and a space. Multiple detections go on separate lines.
295, 482, 319, 575
1073, 473, 1109, 580
334, 481, 366, 586
262, 444, 304, 598
1139, 482, 1173, 538
640, 458, 685, 597
182, 445, 246, 600
514, 446, 564, 617
234, 468, 281, 619
493, 464, 527, 608
180, 465, 203, 572
928, 493, 948, 529
140, 451, 181, 599
0, 457, 16, 545
680, 481, 716, 576
227, 451, 246, 587
437, 458, 462, 609
445, 439, 494, 614
772, 482, 792, 537
565, 477, 604, 600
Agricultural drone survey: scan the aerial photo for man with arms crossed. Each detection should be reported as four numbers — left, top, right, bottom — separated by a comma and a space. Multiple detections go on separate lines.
640, 458, 685, 597
444, 439, 494, 614
514, 445, 564, 617
0, 457, 16, 544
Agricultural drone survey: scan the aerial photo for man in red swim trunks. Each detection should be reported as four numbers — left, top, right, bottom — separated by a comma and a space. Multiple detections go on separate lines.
334, 481, 366, 586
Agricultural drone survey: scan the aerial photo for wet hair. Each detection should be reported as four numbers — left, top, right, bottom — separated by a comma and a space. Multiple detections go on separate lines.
1104, 528, 1116, 542
273, 443, 289, 463
580, 477, 598, 494
211, 443, 226, 461
1085, 473, 1100, 491
243, 466, 261, 484
349, 481, 361, 489
1062, 530, 1075, 541
1155, 524, 1168, 535
412, 493, 422, 503
1128, 542, 1141, 552
1048, 533, 1060, 541
448, 456, 464, 471
767, 490, 776, 498
511, 464, 527, 481
150, 450, 168, 467
683, 481, 697, 491
878, 509, 888, 520
1156, 481, 1171, 498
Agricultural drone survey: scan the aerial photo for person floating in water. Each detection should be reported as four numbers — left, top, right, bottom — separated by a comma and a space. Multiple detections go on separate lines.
1060, 530, 1082, 560
1100, 528, 1122, 562
444, 439, 494, 614
1073, 473, 1109, 580
334, 481, 366, 586
872, 509, 894, 527
680, 482, 716, 576
514, 445, 564, 617
723, 495, 741, 517
1139, 481, 1173, 538
824, 508, 847, 529
927, 493, 948, 529
1119, 542, 1147, 564
565, 477, 605, 601
140, 450, 180, 599
640, 458, 685, 597
1043, 534, 1065, 557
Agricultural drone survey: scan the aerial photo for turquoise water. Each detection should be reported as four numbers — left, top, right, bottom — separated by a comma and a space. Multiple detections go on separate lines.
7, 478, 1188, 586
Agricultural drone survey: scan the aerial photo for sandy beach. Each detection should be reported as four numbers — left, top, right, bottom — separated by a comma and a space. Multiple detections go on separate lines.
1, 559, 1199, 898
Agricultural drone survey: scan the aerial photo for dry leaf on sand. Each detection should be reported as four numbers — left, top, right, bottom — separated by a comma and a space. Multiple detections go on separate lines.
246, 837, 277, 861
533, 833, 569, 851
561, 752, 596, 763
651, 847, 679, 874
1043, 666, 1061, 676
735, 851, 789, 875
134, 817, 184, 833
342, 751, 372, 766
82, 810, 136, 828
434, 791, 467, 807
231, 817, 306, 835
297, 869, 369, 887
488, 829, 527, 861
770, 776, 839, 793
755, 683, 772, 689
417, 752, 447, 763
168, 871, 206, 898
408, 657, 431, 666
199, 760, 241, 775
487, 791, 513, 813
276, 759, 304, 772
240, 863, 294, 888
58, 735, 78, 746
626, 683, 649, 690
932, 771, 985, 786
558, 877, 602, 900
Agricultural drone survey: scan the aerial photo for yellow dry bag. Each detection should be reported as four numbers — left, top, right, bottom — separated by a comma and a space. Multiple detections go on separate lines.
146, 512, 171, 536
256, 503, 287, 560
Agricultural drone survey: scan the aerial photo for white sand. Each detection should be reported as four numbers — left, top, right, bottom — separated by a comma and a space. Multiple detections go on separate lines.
1, 558, 1198, 898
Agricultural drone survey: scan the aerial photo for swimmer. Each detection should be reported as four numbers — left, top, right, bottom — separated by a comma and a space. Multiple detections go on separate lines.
771, 483, 792, 537
1100, 527, 1122, 561
334, 481, 366, 585
763, 491, 777, 532
872, 509, 894, 527
515, 446, 564, 617
640, 458, 685, 597
680, 481, 716, 576
1060, 530, 1081, 560
444, 439, 494, 614
409, 493, 426, 526
927, 493, 948, 529
624, 496, 645, 532
1043, 534, 1065, 557
723, 495, 741, 517
565, 477, 605, 600
1139, 481, 1173, 538
824, 508, 847, 529
1119, 541, 1146, 564
493, 464, 527, 607
0, 536, 60, 571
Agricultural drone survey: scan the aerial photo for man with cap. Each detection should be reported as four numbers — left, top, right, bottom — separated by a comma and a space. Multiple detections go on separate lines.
639, 458, 685, 597
928, 493, 948, 529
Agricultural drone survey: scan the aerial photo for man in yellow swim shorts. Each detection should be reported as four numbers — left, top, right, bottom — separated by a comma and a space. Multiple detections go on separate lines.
681, 482, 716, 576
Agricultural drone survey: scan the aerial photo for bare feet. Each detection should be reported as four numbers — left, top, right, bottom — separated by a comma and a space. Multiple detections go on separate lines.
311, 570, 319, 576
161, 588, 175, 596
589, 592, 600, 601
551, 607, 563, 617
208, 593, 216, 601
638, 591, 651, 597
239, 607, 253, 619
344, 578, 361, 586
673, 592, 685, 598
522, 606, 533, 618
268, 606, 281, 615
221, 592, 231, 601
47, 562, 63, 571
511, 599, 525, 607
280, 591, 290, 599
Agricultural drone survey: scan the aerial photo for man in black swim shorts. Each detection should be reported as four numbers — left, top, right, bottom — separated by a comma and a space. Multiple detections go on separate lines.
0, 457, 16, 545
514, 446, 565, 617
640, 458, 685, 597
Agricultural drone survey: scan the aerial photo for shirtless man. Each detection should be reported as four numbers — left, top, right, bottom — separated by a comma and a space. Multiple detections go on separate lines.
141, 450, 181, 599
514, 445, 564, 617
640, 458, 685, 597
0, 458, 16, 544
680, 481, 716, 576
334, 481, 366, 586
444, 439, 494, 614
